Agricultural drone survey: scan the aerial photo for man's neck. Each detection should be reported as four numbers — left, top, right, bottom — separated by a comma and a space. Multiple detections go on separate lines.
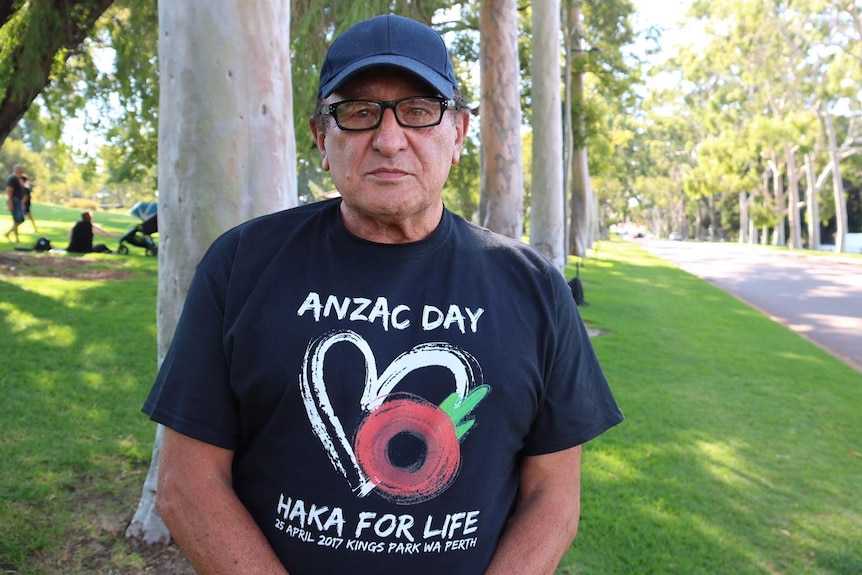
339, 202, 444, 244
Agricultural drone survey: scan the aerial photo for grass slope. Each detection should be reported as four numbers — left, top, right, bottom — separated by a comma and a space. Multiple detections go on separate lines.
1, 205, 159, 573
560, 241, 861, 575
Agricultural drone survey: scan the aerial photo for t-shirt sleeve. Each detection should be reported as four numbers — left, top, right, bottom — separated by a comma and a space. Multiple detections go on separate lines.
143, 264, 239, 450
521, 270, 623, 456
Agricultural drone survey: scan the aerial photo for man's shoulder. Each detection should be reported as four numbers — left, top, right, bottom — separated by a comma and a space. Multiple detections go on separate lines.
231, 198, 337, 237
202, 199, 338, 262
450, 214, 553, 265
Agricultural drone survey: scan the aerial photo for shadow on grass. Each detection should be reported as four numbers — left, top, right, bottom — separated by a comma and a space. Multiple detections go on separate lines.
0, 265, 158, 570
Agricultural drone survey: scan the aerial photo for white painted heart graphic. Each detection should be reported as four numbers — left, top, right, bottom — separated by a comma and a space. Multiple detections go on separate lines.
299, 329, 481, 499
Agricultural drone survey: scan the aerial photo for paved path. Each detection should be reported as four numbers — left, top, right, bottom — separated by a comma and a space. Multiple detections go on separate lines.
639, 240, 862, 372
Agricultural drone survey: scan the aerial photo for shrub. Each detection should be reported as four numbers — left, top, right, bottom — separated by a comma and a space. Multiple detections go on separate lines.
65, 198, 101, 211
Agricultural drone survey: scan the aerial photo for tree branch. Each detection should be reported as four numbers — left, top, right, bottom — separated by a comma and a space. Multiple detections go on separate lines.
0, 0, 115, 147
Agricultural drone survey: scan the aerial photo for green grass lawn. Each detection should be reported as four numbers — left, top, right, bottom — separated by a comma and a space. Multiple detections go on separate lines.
1, 213, 860, 574
561, 241, 862, 575
1, 204, 160, 573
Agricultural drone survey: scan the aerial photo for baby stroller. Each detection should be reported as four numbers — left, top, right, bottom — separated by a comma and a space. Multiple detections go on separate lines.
118, 202, 158, 256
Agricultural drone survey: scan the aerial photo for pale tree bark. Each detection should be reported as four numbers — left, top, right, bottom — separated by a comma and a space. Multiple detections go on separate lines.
760, 169, 771, 246
738, 191, 752, 244
822, 109, 849, 253
566, 0, 593, 257
674, 197, 688, 240
767, 154, 786, 247
479, 0, 523, 240
804, 153, 820, 250
706, 194, 719, 237
562, 2, 575, 253
785, 144, 803, 250
125, 0, 297, 545
529, 0, 565, 270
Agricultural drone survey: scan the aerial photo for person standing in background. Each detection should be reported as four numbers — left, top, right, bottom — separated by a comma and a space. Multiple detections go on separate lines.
4, 164, 26, 243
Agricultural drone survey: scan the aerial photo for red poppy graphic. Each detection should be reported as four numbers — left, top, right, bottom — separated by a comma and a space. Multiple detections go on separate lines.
353, 393, 461, 504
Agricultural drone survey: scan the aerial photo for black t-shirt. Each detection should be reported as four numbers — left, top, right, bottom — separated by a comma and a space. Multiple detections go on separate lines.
144, 200, 623, 574
67, 221, 94, 252
5, 174, 24, 200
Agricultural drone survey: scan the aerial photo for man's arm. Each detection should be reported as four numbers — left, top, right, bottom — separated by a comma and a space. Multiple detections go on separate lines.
484, 445, 582, 575
157, 428, 290, 575
5, 185, 12, 211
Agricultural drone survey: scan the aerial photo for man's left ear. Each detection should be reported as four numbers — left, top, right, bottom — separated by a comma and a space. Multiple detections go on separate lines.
451, 112, 470, 165
309, 117, 330, 172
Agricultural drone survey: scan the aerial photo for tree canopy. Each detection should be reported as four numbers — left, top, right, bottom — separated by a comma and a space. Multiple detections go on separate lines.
1, 0, 859, 250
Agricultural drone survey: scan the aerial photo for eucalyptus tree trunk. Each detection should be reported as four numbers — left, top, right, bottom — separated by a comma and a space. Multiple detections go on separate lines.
529, 0, 565, 270
785, 144, 802, 250
760, 169, 771, 246
566, 0, 593, 257
675, 197, 688, 240
738, 191, 751, 244
125, 0, 296, 545
479, 0, 523, 240
822, 109, 849, 253
768, 155, 786, 247
804, 153, 820, 250
707, 195, 717, 240
562, 1, 575, 253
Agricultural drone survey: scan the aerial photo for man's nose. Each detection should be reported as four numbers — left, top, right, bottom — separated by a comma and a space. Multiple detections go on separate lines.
372, 108, 408, 154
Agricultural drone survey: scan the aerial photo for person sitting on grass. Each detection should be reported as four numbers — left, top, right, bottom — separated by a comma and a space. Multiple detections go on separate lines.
67, 211, 119, 253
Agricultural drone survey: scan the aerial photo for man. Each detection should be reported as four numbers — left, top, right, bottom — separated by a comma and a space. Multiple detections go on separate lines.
144, 14, 623, 575
67, 211, 119, 253
4, 164, 26, 243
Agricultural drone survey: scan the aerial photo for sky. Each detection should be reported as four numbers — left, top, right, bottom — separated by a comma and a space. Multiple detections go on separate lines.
630, 0, 707, 94
633, 0, 692, 34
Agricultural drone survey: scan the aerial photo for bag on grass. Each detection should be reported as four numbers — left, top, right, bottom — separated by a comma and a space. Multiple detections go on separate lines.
34, 237, 52, 252
568, 261, 586, 307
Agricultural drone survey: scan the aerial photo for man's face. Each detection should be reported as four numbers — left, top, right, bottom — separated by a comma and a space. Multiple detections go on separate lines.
310, 70, 468, 240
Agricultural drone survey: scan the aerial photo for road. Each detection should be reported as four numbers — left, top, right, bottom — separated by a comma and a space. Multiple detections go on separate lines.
639, 240, 862, 372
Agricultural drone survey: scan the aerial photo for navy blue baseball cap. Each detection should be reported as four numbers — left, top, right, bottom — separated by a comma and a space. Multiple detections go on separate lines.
317, 14, 459, 100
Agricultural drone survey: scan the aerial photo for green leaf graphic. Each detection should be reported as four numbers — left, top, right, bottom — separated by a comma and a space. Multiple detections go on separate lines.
439, 385, 491, 440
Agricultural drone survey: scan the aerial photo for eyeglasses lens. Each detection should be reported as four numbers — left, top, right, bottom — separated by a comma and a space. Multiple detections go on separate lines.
332, 98, 446, 131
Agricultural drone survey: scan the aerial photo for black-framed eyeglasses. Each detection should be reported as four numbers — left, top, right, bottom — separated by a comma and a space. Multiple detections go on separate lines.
322, 97, 456, 131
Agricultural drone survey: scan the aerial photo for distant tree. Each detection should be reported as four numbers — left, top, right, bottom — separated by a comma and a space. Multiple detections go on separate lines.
565, 0, 636, 255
